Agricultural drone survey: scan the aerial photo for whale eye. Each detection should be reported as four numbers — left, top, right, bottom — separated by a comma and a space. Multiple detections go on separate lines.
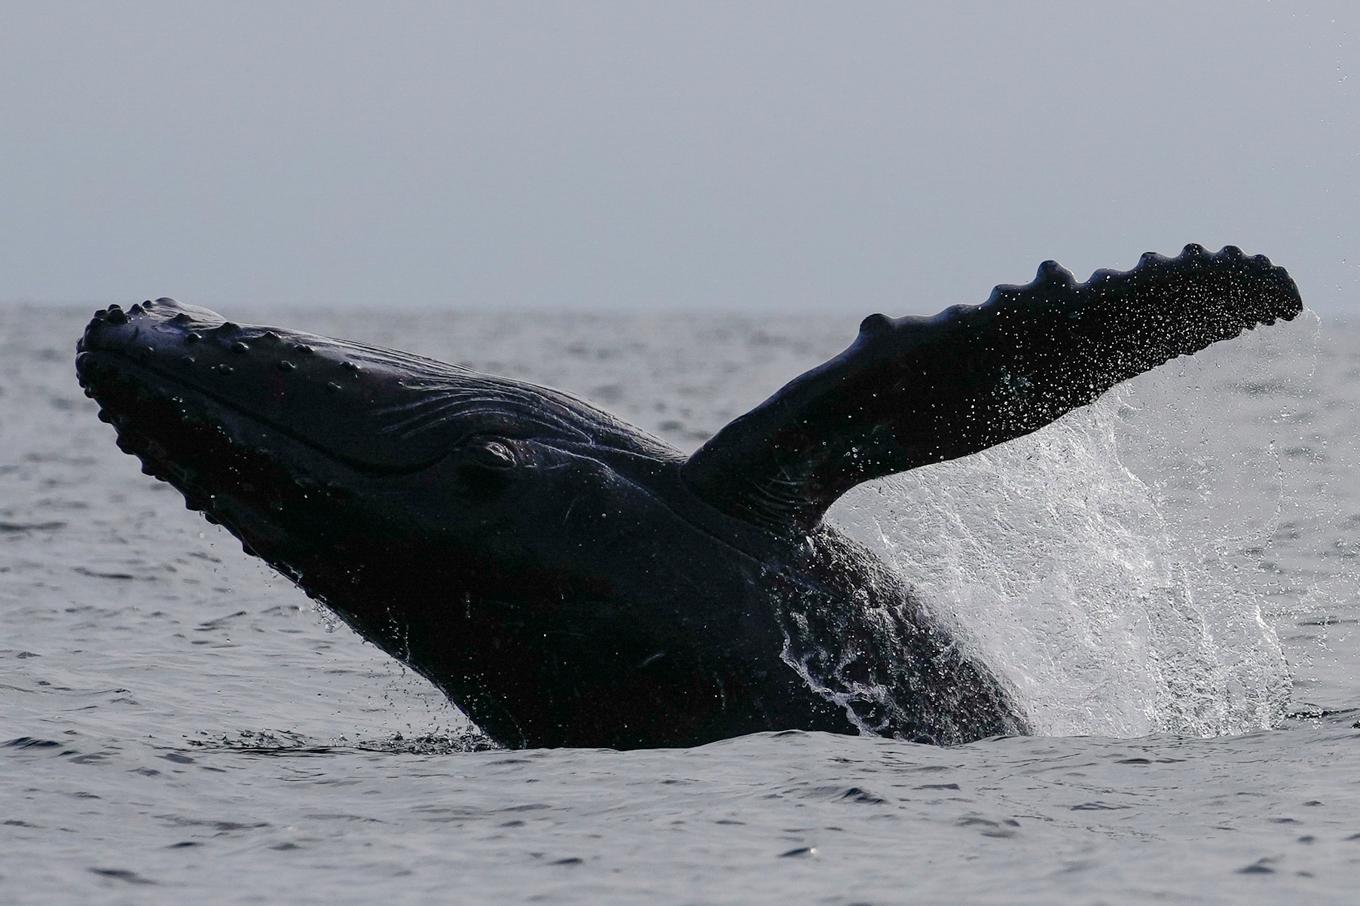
461, 439, 518, 472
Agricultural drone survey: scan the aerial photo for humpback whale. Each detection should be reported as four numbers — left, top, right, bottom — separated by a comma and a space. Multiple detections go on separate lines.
75, 245, 1301, 749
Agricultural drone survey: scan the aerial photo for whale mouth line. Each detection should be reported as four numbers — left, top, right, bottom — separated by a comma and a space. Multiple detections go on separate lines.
77, 348, 450, 477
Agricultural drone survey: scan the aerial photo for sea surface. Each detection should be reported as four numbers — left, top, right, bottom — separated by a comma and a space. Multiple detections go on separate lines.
3, 303, 1359, 904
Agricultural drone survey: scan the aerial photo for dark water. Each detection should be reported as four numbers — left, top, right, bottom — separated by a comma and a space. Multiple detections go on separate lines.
4, 304, 1360, 903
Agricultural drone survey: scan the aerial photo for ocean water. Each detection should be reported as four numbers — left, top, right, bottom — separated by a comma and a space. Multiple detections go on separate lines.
4, 303, 1360, 904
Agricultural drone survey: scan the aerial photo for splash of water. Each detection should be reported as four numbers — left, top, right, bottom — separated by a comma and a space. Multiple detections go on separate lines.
827, 322, 1317, 738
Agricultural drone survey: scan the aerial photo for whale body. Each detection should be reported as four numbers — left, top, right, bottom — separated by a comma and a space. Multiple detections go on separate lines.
75, 245, 1301, 748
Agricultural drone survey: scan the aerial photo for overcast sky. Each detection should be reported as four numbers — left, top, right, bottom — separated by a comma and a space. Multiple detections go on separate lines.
3, 1, 1357, 314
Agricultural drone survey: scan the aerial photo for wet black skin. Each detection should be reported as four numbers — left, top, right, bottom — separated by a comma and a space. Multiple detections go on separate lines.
74, 245, 1301, 749
74, 300, 1016, 747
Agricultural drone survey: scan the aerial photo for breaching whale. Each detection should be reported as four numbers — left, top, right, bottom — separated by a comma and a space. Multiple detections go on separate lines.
75, 245, 1301, 749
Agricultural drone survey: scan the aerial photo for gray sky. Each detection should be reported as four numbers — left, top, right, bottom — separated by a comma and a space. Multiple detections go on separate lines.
3, 1, 1358, 313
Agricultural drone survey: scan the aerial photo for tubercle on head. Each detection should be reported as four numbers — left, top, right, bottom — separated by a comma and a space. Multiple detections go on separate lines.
81, 297, 372, 385
858, 313, 894, 336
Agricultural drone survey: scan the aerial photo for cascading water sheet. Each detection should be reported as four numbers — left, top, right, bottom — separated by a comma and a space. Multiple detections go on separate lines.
829, 318, 1320, 738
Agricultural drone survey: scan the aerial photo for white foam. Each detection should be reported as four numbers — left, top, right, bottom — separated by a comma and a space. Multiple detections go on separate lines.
826, 323, 1314, 738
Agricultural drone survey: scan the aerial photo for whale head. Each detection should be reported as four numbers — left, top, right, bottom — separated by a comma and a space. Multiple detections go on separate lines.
76, 297, 677, 544
75, 299, 764, 746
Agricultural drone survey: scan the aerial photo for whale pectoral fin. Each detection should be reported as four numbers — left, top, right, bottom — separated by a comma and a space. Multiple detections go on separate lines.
683, 244, 1302, 532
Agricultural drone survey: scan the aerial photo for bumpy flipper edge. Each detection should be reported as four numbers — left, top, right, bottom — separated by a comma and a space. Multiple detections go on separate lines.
683, 244, 1303, 533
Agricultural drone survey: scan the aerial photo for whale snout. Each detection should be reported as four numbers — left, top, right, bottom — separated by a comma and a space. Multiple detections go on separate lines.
78, 297, 313, 380
75, 298, 464, 475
